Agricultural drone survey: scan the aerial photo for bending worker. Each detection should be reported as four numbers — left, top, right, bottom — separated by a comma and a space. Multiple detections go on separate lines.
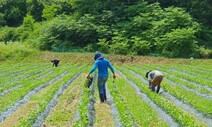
87, 51, 116, 103
146, 70, 163, 93
51, 59, 60, 67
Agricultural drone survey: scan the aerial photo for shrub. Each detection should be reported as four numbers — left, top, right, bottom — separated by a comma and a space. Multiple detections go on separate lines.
131, 36, 151, 55
110, 34, 129, 55
0, 27, 19, 44
198, 47, 212, 58
97, 39, 110, 54
156, 28, 199, 58
0, 43, 37, 61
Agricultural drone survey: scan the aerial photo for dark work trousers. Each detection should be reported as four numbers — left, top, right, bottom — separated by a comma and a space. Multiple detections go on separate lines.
98, 77, 108, 102
151, 75, 163, 93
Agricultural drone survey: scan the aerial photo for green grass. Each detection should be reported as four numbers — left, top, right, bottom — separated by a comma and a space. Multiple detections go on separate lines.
0, 43, 37, 62
1, 42, 212, 126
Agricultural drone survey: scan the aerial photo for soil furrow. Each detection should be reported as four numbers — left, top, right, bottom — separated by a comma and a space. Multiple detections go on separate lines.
118, 70, 179, 127
0, 84, 22, 96
105, 85, 124, 127
128, 69, 212, 126
0, 71, 68, 123
159, 70, 212, 95
33, 72, 81, 127
165, 78, 212, 100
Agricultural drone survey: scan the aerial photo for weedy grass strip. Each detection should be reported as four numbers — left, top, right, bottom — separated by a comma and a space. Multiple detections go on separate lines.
72, 74, 96, 127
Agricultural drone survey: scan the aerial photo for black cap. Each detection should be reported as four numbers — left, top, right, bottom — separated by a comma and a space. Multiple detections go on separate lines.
145, 70, 152, 78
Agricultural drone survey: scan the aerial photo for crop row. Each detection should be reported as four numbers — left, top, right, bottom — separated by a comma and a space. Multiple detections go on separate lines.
0, 63, 211, 127
72, 73, 96, 127
43, 73, 84, 126
125, 65, 212, 119
107, 75, 169, 126
0, 64, 37, 84
165, 73, 212, 96
18, 69, 81, 127
0, 65, 79, 116
140, 64, 212, 95
0, 67, 52, 93
160, 64, 212, 79
0, 64, 41, 78
107, 78, 135, 127
143, 64, 212, 88
116, 66, 206, 127
0, 63, 28, 75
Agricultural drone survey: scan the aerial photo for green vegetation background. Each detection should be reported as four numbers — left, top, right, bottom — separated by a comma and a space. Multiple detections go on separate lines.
0, 0, 212, 58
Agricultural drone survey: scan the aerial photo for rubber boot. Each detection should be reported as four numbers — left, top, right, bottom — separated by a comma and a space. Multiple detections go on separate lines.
151, 85, 155, 92
103, 89, 107, 101
156, 86, 160, 93
99, 94, 104, 102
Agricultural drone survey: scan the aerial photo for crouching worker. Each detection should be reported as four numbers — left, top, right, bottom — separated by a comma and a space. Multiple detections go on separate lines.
51, 59, 60, 67
87, 51, 116, 103
146, 70, 163, 93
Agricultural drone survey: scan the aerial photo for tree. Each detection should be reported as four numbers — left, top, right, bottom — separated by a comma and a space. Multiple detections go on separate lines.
0, 0, 27, 26
131, 36, 151, 55
156, 28, 199, 58
0, 27, 18, 44
0, 13, 5, 26
144, 0, 212, 47
110, 33, 129, 55
42, 3, 57, 20
26, 0, 44, 21
146, 0, 212, 27
17, 14, 35, 41
97, 39, 110, 53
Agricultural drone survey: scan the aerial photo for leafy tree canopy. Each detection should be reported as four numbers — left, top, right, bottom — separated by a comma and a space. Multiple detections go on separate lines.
0, 0, 211, 58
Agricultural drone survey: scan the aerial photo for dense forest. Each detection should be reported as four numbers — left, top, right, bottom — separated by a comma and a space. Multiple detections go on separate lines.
0, 0, 212, 58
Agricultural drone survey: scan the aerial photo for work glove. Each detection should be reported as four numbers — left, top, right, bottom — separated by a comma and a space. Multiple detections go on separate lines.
87, 74, 90, 79
113, 74, 116, 79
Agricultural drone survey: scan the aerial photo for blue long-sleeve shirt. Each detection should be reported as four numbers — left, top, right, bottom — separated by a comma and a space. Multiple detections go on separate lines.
89, 58, 115, 79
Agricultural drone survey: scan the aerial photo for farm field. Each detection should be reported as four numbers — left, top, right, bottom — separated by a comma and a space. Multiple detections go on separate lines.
0, 56, 212, 127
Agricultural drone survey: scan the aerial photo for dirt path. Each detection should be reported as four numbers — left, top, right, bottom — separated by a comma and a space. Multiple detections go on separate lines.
93, 83, 114, 127
94, 102, 115, 127
43, 74, 83, 127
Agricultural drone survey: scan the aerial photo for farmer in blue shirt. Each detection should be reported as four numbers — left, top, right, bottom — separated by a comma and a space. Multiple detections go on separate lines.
87, 51, 116, 103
